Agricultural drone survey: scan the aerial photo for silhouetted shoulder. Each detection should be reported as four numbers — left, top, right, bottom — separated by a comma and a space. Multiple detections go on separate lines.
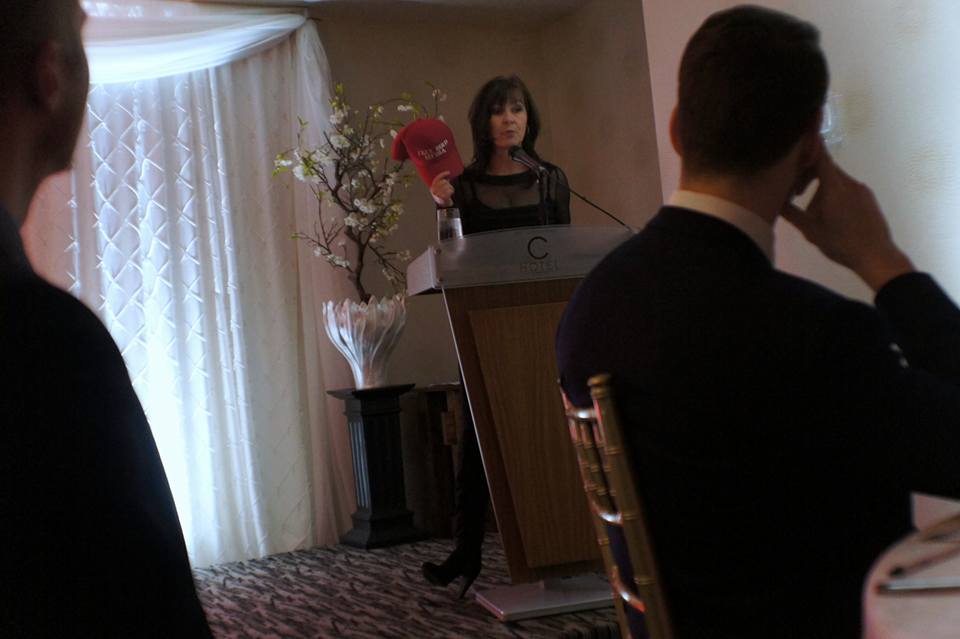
0, 275, 212, 637
0, 275, 126, 370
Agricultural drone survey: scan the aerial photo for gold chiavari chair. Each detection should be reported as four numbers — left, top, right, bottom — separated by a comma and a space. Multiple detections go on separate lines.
560, 373, 674, 639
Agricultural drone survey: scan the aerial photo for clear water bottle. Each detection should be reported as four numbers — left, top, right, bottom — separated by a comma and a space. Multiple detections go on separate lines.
437, 207, 463, 242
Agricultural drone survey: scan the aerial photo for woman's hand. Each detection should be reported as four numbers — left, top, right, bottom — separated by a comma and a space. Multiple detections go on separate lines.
431, 171, 455, 207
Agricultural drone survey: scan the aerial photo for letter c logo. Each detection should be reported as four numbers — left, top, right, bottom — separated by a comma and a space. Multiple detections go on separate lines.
527, 236, 548, 260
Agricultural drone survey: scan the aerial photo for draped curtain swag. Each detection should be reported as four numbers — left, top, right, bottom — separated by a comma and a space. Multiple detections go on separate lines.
84, 0, 305, 83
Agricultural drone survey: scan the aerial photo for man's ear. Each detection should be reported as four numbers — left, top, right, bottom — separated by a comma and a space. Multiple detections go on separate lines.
669, 105, 683, 158
27, 41, 65, 112
792, 111, 825, 196
801, 109, 825, 170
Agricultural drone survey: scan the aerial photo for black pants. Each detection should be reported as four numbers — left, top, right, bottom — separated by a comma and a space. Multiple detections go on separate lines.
453, 384, 489, 556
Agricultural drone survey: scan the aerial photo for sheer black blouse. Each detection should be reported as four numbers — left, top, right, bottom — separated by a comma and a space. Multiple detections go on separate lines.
450, 163, 571, 235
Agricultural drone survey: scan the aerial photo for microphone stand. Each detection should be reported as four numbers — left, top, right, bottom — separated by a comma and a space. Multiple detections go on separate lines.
568, 186, 630, 229
509, 150, 631, 229
537, 170, 547, 226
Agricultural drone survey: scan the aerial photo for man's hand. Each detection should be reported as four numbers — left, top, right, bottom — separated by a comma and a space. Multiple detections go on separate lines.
781, 152, 914, 291
431, 171, 454, 208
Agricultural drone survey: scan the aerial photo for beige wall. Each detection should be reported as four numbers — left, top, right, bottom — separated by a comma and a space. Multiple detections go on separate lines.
541, 0, 662, 228
315, 0, 661, 387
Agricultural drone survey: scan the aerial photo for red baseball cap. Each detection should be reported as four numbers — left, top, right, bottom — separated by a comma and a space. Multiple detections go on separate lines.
391, 118, 465, 187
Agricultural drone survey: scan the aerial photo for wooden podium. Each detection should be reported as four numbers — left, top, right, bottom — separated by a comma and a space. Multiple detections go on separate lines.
408, 226, 633, 588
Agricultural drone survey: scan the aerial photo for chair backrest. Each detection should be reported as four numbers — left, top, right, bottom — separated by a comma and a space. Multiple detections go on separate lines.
561, 373, 674, 639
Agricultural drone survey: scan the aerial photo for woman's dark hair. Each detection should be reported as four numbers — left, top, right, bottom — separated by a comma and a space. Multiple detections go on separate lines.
467, 74, 541, 172
677, 5, 829, 176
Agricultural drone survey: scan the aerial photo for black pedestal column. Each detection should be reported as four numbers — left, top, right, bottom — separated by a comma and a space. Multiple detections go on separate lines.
328, 383, 422, 549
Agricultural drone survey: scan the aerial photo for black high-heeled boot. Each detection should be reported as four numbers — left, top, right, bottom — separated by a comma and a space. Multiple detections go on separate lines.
421, 547, 482, 599
427, 388, 487, 599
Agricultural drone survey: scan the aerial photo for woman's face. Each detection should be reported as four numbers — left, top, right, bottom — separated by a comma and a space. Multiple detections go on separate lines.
488, 94, 528, 151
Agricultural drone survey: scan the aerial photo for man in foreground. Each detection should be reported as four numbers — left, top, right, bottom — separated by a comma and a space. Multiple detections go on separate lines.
557, 6, 960, 638
0, 2, 212, 636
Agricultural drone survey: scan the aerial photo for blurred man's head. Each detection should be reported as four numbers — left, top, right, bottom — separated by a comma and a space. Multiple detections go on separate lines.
0, 0, 89, 175
674, 5, 828, 179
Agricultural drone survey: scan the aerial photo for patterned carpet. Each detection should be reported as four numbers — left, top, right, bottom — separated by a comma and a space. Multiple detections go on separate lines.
194, 534, 619, 638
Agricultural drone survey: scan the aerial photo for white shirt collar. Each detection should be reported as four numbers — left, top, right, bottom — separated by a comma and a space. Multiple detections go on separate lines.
668, 190, 774, 262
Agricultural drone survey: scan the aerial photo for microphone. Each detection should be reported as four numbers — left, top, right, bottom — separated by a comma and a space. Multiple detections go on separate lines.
509, 145, 547, 175
510, 145, 632, 230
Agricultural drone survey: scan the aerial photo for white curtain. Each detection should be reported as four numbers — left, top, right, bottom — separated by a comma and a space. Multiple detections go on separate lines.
83, 0, 306, 83
23, 2, 356, 567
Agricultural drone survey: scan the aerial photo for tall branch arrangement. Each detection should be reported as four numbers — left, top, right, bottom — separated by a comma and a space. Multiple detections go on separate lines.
274, 83, 446, 303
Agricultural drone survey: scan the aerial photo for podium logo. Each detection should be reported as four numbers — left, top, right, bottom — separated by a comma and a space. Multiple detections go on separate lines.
527, 236, 548, 260
521, 235, 559, 274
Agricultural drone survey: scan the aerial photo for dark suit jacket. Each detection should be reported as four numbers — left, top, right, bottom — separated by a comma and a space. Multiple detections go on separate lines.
0, 209, 211, 637
556, 206, 960, 639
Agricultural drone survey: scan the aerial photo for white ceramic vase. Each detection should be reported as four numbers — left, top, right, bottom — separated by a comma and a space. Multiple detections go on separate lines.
322, 294, 406, 389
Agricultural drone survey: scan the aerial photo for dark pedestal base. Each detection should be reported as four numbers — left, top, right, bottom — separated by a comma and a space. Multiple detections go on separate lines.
339, 507, 423, 549
408, 384, 462, 537
329, 384, 424, 549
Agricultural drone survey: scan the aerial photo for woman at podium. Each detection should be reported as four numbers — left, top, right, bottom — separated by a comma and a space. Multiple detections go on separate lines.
422, 74, 570, 597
